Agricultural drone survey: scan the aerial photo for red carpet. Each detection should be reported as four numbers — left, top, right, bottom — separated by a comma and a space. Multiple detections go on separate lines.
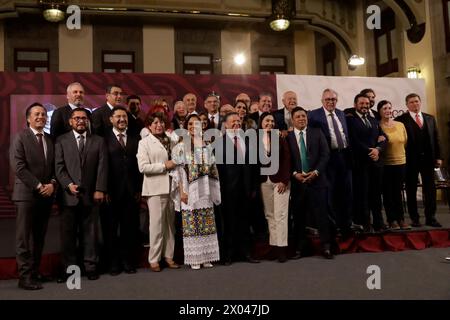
1, 229, 449, 280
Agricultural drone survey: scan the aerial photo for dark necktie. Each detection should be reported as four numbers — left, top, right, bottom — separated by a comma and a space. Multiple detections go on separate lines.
362, 114, 372, 128
210, 115, 215, 128
78, 135, 85, 155
330, 112, 345, 150
36, 133, 46, 159
118, 133, 126, 148
299, 131, 309, 173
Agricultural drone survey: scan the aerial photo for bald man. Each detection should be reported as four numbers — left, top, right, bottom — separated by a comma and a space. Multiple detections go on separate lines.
273, 90, 298, 136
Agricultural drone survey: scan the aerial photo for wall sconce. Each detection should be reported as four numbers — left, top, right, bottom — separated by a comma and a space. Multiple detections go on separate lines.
407, 66, 421, 79
40, 0, 66, 22
269, 0, 295, 32
348, 55, 365, 67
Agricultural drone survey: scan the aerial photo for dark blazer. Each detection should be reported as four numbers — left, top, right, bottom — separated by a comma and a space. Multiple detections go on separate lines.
287, 128, 329, 188
395, 112, 441, 162
258, 135, 291, 184
11, 128, 55, 201
273, 108, 288, 131
92, 104, 113, 137
55, 131, 108, 206
307, 107, 350, 149
346, 112, 386, 164
50, 105, 73, 139
216, 134, 258, 198
104, 129, 142, 199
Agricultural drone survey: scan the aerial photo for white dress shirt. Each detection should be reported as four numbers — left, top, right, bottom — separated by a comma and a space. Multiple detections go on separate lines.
322, 107, 348, 149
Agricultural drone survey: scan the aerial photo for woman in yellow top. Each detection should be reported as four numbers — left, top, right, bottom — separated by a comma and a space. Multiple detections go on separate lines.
378, 100, 411, 230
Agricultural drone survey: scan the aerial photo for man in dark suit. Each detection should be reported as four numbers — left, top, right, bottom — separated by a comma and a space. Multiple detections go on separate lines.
346, 94, 387, 232
250, 93, 273, 125
126, 94, 145, 136
273, 90, 297, 135
205, 92, 220, 129
50, 82, 88, 140
287, 107, 336, 259
104, 106, 142, 275
308, 88, 359, 238
395, 93, 442, 227
215, 112, 259, 265
91, 85, 123, 137
344, 88, 380, 120
55, 107, 108, 281
11, 103, 57, 290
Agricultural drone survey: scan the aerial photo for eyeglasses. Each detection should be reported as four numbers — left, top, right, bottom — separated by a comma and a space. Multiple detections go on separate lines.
324, 98, 337, 102
71, 116, 88, 122
109, 92, 123, 96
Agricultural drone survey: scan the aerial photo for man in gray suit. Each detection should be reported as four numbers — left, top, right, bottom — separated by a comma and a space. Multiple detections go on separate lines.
55, 107, 108, 281
11, 102, 56, 290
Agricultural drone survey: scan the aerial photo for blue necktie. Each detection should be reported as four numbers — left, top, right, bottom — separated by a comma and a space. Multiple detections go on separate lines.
299, 131, 309, 173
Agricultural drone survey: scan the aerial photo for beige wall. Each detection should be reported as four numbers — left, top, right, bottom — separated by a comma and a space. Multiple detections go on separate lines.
294, 30, 316, 75
143, 26, 175, 73
58, 24, 93, 72
221, 30, 251, 74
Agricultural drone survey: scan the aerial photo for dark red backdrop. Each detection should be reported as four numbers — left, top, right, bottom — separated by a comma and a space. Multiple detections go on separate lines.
0, 72, 276, 188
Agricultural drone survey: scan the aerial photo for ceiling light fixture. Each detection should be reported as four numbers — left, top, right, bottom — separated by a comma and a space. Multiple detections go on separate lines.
40, 0, 66, 22
269, 0, 295, 32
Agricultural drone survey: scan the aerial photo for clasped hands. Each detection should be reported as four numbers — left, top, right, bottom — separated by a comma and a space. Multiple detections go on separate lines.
294, 171, 318, 184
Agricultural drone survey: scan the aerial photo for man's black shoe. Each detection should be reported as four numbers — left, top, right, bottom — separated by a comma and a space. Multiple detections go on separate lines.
245, 256, 260, 264
411, 220, 422, 227
322, 249, 334, 260
18, 277, 43, 290
87, 271, 100, 280
426, 220, 442, 228
56, 273, 69, 284
123, 266, 137, 274
32, 272, 53, 283
290, 251, 302, 260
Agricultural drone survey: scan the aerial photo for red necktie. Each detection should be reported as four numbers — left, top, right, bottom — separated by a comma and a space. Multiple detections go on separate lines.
233, 136, 242, 155
415, 113, 423, 129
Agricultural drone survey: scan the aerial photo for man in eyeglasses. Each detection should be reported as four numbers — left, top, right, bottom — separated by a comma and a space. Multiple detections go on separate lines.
55, 107, 108, 282
307, 88, 360, 240
92, 85, 123, 137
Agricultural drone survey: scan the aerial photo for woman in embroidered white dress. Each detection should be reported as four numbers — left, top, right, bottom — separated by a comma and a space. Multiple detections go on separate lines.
171, 114, 221, 270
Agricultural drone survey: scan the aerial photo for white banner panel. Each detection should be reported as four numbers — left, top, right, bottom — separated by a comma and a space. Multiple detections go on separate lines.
276, 74, 427, 116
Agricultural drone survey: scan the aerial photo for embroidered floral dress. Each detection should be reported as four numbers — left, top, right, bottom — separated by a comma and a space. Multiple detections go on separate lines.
170, 142, 221, 266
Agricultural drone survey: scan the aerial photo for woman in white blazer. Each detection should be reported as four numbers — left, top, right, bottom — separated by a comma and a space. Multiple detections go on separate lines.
137, 112, 180, 272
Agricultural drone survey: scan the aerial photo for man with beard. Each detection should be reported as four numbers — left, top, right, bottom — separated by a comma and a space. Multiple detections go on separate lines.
55, 108, 108, 281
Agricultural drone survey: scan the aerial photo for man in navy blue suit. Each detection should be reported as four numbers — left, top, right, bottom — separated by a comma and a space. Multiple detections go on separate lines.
307, 89, 360, 238
346, 93, 387, 232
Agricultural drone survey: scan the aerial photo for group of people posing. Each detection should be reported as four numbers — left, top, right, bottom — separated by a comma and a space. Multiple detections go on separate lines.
11, 82, 443, 291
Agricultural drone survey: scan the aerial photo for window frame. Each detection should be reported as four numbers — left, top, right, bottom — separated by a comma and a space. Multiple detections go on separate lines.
374, 8, 398, 76
258, 55, 287, 74
182, 53, 214, 75
14, 48, 50, 72
102, 50, 135, 73
443, 0, 450, 53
